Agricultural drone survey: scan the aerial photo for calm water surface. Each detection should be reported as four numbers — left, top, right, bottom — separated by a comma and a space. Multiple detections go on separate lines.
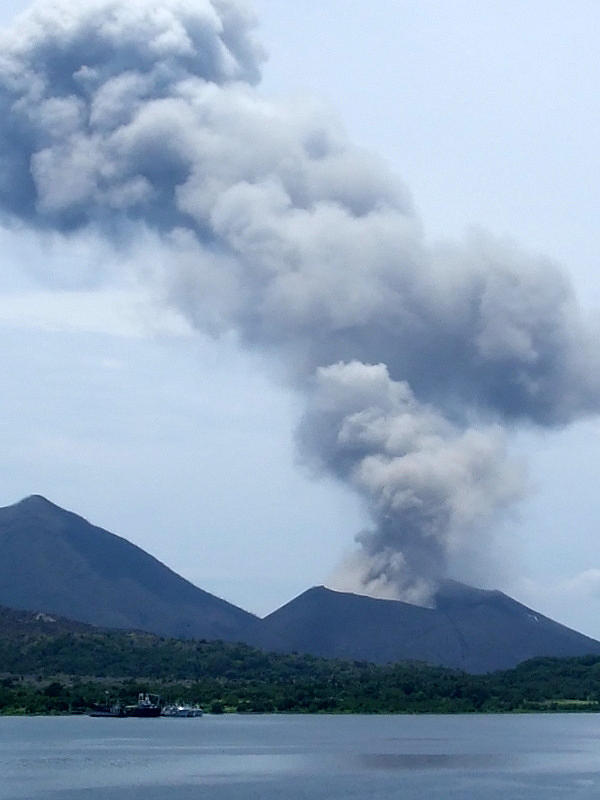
2, 714, 600, 799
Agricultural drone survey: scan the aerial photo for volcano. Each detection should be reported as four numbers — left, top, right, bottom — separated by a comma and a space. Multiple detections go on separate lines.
0, 495, 256, 642
258, 582, 600, 673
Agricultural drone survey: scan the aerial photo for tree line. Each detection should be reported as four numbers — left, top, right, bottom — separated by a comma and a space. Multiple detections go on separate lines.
2, 629, 600, 714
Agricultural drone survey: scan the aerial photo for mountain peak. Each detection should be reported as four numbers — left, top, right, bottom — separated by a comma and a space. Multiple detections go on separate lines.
0, 495, 71, 525
0, 493, 257, 641
261, 578, 600, 673
17, 495, 57, 509
3, 495, 75, 523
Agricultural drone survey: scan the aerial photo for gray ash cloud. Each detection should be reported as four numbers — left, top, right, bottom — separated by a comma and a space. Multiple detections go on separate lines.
1, 0, 598, 601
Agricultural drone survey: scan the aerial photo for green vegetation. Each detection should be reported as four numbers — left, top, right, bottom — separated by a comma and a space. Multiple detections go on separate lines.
2, 628, 600, 715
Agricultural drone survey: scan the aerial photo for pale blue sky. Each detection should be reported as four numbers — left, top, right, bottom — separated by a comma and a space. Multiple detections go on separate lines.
1, 1, 600, 634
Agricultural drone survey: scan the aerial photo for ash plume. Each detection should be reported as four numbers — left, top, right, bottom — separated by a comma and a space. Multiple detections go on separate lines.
1, 0, 598, 601
298, 361, 523, 603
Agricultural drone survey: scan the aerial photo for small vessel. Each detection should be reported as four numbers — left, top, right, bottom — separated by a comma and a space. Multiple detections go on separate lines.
161, 702, 203, 718
88, 704, 126, 717
124, 692, 162, 718
88, 693, 126, 717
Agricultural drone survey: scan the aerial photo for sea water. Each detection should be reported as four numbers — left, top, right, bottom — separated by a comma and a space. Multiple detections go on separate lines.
2, 713, 600, 799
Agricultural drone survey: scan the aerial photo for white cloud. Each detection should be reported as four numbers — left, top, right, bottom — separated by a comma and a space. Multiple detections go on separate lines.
0, 288, 192, 337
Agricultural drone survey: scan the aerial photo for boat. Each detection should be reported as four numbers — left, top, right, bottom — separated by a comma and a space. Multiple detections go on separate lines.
88, 694, 126, 717
124, 692, 162, 717
88, 703, 126, 717
161, 702, 203, 717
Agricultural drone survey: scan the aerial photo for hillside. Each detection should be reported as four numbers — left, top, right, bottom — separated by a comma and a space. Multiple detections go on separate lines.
3, 605, 600, 715
0, 604, 93, 637
0, 496, 256, 641
260, 583, 600, 673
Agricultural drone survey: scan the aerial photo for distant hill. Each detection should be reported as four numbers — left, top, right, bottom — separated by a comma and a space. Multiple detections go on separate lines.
0, 495, 256, 641
259, 583, 600, 673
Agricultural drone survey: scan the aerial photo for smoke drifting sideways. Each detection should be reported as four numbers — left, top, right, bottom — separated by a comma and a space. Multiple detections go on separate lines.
1, 0, 599, 602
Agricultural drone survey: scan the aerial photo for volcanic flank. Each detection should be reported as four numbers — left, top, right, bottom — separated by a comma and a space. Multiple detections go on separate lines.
2, 496, 600, 673
0, 495, 256, 641
259, 584, 600, 673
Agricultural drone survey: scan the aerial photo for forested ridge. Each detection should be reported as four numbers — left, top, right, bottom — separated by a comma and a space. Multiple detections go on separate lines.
2, 620, 600, 714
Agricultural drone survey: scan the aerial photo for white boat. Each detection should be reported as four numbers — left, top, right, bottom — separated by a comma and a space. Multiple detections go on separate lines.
161, 703, 203, 717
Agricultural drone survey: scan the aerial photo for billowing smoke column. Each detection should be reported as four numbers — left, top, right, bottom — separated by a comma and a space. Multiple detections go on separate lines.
1, 0, 598, 601
299, 362, 523, 602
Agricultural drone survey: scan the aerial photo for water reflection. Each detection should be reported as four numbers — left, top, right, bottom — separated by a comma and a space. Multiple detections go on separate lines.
359, 752, 506, 770
2, 714, 600, 800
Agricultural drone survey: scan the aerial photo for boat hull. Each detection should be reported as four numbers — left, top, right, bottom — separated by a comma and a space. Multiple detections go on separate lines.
125, 706, 161, 717
88, 703, 126, 717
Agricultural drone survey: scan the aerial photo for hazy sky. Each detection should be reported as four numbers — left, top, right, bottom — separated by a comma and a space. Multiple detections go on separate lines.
1, 0, 600, 635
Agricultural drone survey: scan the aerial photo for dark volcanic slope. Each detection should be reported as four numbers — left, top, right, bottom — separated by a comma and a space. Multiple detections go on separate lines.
0, 495, 256, 641
0, 604, 94, 637
260, 582, 600, 673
